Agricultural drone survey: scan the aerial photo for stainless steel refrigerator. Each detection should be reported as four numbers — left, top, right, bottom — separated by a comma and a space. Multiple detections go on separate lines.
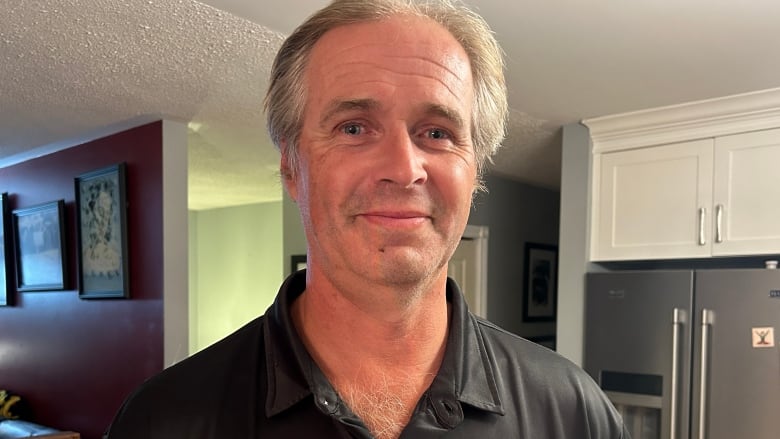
584, 269, 780, 439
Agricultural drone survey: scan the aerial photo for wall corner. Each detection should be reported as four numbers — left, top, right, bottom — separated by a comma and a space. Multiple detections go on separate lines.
556, 122, 592, 365
162, 120, 189, 367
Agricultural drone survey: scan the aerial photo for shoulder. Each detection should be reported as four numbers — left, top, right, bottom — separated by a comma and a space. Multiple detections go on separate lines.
105, 317, 267, 438
474, 316, 599, 392
473, 316, 570, 374
154, 315, 266, 388
473, 317, 628, 438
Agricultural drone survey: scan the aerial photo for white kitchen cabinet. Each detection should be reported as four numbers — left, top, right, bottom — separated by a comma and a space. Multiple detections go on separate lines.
711, 128, 780, 255
585, 87, 780, 261
593, 139, 714, 260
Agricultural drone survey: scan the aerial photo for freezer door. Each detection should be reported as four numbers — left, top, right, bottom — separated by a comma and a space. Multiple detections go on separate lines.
585, 271, 694, 439
692, 269, 780, 439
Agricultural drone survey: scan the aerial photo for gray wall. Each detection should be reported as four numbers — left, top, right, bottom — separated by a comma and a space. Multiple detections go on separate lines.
468, 174, 560, 338
556, 122, 604, 365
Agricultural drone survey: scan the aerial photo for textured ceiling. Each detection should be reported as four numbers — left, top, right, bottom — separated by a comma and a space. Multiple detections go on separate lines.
1, 0, 287, 209
3, 1, 780, 210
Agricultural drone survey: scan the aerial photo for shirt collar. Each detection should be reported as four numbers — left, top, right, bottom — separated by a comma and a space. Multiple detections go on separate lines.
263, 271, 505, 417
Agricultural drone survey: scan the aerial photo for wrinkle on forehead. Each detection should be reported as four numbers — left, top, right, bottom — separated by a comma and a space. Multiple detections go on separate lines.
313, 54, 471, 107
303, 15, 476, 143
322, 41, 471, 80
346, 54, 470, 98
306, 17, 473, 95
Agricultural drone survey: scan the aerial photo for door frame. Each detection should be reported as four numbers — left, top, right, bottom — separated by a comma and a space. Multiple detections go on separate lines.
461, 224, 489, 318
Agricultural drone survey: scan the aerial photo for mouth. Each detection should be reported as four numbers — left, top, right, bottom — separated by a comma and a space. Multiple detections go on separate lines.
357, 210, 431, 229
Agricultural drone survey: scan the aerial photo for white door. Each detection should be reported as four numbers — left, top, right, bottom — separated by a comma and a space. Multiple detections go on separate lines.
712, 127, 780, 255
448, 225, 488, 318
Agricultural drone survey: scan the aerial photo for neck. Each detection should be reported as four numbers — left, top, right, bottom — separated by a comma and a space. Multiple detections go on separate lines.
291, 269, 451, 438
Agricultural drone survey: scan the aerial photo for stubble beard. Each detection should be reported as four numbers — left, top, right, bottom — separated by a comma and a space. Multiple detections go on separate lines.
341, 187, 460, 296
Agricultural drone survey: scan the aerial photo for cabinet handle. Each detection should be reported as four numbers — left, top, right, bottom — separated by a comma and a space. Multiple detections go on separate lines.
715, 204, 723, 243
698, 208, 707, 246
670, 308, 686, 439
698, 309, 714, 439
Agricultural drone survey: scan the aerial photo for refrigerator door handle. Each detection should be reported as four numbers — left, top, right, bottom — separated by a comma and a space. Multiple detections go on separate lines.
671, 308, 686, 439
698, 309, 714, 439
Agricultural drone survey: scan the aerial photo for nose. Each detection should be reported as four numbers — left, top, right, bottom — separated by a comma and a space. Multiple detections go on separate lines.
377, 128, 428, 188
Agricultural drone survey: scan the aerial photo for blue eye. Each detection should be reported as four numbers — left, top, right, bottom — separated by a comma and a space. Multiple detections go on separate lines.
427, 128, 449, 140
342, 124, 362, 135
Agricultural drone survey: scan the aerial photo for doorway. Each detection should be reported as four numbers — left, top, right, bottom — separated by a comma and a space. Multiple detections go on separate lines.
447, 225, 489, 318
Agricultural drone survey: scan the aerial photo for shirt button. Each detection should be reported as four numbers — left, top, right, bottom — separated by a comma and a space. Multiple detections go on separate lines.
432, 398, 463, 429
318, 397, 337, 414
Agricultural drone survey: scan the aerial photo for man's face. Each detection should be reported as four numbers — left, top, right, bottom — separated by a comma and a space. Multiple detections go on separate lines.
285, 15, 477, 291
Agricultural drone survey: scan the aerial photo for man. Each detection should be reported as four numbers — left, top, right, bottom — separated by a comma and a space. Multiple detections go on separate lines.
106, 1, 629, 438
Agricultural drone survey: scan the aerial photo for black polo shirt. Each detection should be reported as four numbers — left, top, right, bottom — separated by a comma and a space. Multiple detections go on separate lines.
106, 271, 628, 438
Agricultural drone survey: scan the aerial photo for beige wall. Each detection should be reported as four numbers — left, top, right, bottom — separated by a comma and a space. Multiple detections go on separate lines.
188, 201, 283, 353
282, 190, 307, 275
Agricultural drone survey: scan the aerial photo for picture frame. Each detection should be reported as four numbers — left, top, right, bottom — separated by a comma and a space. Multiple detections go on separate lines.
75, 163, 129, 299
12, 200, 67, 292
0, 193, 11, 305
291, 254, 307, 274
522, 242, 558, 322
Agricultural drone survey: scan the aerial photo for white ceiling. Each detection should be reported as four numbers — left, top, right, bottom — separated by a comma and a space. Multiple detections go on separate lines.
2, 0, 780, 210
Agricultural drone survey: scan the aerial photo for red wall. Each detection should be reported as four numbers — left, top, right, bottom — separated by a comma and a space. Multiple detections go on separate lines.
0, 122, 165, 439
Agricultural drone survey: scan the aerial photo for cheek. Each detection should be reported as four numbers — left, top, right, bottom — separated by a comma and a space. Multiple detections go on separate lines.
439, 160, 477, 201
290, 160, 318, 222
298, 159, 345, 219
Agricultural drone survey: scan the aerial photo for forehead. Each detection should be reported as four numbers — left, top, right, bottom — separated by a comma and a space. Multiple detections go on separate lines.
304, 15, 474, 111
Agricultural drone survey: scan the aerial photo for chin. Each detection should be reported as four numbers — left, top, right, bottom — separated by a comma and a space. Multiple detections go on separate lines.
366, 250, 446, 287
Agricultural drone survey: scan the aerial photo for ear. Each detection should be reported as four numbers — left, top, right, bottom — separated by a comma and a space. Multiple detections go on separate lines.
280, 141, 298, 202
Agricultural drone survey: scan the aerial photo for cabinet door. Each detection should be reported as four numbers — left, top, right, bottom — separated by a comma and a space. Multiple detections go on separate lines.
712, 128, 780, 255
593, 139, 714, 260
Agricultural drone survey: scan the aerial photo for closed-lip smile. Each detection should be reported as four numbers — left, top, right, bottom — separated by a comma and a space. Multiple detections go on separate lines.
358, 210, 430, 228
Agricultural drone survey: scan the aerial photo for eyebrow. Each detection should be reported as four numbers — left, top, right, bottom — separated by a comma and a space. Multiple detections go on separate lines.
319, 98, 380, 128
423, 103, 466, 131
318, 98, 466, 131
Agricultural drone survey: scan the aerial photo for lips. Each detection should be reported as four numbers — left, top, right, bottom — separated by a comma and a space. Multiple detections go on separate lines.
357, 210, 431, 228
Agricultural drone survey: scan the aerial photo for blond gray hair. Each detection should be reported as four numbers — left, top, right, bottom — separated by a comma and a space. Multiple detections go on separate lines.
264, 0, 507, 183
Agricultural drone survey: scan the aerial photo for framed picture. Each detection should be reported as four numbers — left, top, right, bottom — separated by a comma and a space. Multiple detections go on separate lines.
522, 242, 558, 322
75, 163, 129, 299
291, 254, 307, 274
12, 200, 67, 291
0, 193, 11, 305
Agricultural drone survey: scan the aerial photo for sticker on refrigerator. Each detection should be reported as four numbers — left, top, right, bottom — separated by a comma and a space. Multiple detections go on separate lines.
752, 327, 775, 348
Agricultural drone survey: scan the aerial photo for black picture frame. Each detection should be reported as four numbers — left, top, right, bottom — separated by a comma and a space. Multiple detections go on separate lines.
75, 163, 129, 299
522, 242, 558, 322
291, 254, 307, 274
12, 200, 67, 292
0, 193, 11, 306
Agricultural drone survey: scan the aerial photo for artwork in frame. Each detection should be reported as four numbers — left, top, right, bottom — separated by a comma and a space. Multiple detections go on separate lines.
75, 163, 129, 299
12, 200, 68, 292
522, 242, 558, 322
291, 254, 307, 275
0, 193, 11, 305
